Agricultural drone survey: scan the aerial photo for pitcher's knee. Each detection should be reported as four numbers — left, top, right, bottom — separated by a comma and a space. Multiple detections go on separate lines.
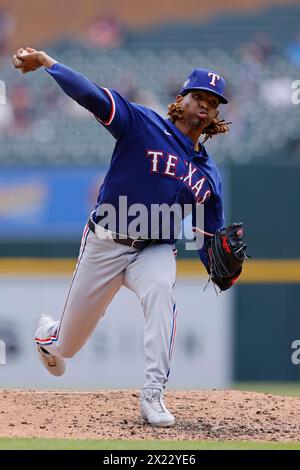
146, 279, 173, 297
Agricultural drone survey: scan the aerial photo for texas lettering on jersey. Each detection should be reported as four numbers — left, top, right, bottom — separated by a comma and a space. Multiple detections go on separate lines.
146, 150, 211, 204
45, 63, 225, 268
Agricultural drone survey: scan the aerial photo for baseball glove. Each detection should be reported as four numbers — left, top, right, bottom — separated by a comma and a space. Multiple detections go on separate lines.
206, 222, 249, 291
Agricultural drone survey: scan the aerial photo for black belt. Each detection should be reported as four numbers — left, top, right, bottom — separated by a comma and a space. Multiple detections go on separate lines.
88, 217, 153, 250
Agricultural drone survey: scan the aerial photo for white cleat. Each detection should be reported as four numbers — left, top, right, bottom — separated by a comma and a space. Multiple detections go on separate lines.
35, 315, 65, 377
140, 388, 175, 427
36, 345, 65, 377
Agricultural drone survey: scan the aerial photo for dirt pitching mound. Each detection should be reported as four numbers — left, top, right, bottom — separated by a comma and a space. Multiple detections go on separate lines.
0, 389, 299, 442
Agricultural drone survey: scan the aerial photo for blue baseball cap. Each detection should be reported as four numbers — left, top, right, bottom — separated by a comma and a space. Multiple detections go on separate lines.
179, 68, 228, 104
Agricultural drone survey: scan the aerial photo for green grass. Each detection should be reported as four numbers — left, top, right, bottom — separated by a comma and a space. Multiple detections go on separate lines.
232, 382, 300, 397
0, 438, 299, 450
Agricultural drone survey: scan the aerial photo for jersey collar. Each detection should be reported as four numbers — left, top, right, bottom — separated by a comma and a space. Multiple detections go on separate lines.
164, 119, 208, 160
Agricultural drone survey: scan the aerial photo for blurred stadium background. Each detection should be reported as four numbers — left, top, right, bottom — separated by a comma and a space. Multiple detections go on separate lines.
1, 0, 300, 392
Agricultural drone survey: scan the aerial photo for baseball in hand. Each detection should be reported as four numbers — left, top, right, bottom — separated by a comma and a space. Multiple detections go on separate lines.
19, 48, 29, 58
14, 48, 28, 67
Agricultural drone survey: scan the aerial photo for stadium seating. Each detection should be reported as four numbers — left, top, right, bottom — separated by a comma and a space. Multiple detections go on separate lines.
1, 5, 300, 166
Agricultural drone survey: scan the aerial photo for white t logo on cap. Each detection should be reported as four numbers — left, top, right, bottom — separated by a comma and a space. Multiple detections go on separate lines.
208, 72, 220, 87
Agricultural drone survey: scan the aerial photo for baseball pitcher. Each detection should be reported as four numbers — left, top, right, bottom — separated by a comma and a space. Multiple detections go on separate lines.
13, 47, 248, 427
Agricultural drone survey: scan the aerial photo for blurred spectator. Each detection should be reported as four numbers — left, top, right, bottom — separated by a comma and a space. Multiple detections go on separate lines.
239, 33, 276, 67
165, 77, 183, 102
9, 85, 34, 132
135, 90, 165, 116
0, 8, 16, 56
253, 33, 276, 61
113, 73, 140, 102
236, 35, 275, 101
85, 12, 125, 49
115, 74, 167, 115
286, 32, 300, 68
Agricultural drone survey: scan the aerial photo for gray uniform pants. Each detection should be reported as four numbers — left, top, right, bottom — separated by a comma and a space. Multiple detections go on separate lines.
36, 222, 177, 390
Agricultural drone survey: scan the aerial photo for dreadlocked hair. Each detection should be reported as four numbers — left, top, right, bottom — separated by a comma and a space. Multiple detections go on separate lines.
167, 102, 231, 143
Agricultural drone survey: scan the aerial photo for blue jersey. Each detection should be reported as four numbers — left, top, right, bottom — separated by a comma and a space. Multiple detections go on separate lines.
46, 63, 225, 269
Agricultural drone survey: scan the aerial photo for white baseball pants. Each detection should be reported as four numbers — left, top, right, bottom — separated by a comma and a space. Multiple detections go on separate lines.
35, 222, 178, 390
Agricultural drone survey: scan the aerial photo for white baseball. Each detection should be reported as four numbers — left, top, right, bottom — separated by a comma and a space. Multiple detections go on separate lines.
14, 49, 28, 66
19, 49, 29, 57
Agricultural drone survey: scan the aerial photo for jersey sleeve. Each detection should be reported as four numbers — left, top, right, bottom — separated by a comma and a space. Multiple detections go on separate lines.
45, 62, 138, 140
192, 178, 225, 270
93, 88, 142, 140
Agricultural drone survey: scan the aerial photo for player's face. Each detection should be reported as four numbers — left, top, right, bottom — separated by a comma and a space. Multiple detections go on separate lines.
176, 90, 220, 129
